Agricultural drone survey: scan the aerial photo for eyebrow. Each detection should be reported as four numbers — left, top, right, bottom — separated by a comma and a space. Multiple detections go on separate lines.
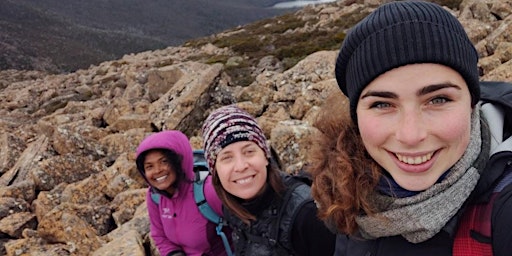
242, 143, 256, 150
360, 83, 461, 99
144, 155, 165, 165
218, 142, 255, 156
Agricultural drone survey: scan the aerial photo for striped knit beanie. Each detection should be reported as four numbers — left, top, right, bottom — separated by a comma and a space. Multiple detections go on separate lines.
335, 1, 480, 122
201, 105, 270, 174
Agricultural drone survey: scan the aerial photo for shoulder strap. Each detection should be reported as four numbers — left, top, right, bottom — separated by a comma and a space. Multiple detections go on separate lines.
193, 179, 234, 256
270, 176, 309, 253
236, 180, 303, 254
150, 188, 160, 205
194, 179, 221, 223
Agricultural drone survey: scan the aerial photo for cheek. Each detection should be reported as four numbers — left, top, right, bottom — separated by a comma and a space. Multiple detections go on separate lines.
144, 169, 155, 178
358, 115, 388, 146
436, 112, 472, 147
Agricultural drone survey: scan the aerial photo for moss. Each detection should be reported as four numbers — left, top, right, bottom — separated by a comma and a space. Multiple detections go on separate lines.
245, 13, 308, 35
204, 54, 230, 64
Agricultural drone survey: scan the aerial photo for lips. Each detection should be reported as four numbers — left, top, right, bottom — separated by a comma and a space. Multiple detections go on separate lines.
391, 150, 437, 173
234, 175, 255, 184
155, 175, 168, 182
395, 152, 434, 165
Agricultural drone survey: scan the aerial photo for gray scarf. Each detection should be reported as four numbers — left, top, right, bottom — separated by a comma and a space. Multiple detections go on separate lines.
356, 106, 483, 243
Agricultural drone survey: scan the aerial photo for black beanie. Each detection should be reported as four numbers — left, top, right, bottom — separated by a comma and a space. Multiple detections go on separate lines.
335, 1, 480, 122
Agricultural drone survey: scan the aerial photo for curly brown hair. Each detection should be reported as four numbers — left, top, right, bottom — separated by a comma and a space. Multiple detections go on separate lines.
308, 93, 381, 235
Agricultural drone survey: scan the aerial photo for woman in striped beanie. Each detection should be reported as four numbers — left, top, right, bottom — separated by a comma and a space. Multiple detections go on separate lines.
201, 104, 335, 256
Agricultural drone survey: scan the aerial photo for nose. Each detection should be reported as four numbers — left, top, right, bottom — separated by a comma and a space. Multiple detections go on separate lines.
395, 109, 427, 146
150, 162, 168, 175
233, 155, 249, 172
157, 163, 167, 171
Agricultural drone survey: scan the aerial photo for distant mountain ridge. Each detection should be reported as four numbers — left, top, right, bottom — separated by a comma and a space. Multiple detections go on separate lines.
0, 0, 295, 73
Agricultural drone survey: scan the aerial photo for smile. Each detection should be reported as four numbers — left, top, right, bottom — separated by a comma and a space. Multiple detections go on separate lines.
395, 152, 434, 165
235, 175, 255, 184
155, 175, 168, 182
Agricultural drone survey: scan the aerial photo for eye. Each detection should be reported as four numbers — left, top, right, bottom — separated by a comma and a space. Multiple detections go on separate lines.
218, 154, 232, 162
369, 101, 392, 109
144, 165, 153, 172
429, 96, 451, 105
244, 145, 259, 155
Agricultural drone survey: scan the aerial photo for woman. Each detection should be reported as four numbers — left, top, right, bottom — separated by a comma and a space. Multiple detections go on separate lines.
309, 1, 512, 256
201, 105, 335, 256
135, 130, 230, 256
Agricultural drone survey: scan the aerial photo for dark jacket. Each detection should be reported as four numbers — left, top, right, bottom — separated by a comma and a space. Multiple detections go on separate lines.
334, 83, 512, 256
226, 175, 335, 256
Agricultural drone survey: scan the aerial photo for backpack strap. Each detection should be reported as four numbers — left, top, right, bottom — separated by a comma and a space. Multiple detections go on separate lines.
270, 178, 305, 252
194, 179, 221, 223
194, 179, 234, 256
150, 188, 160, 205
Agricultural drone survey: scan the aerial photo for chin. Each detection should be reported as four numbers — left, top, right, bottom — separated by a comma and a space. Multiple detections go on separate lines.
399, 180, 434, 191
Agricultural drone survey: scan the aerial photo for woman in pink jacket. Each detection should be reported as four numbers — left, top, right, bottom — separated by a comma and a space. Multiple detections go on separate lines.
135, 130, 229, 256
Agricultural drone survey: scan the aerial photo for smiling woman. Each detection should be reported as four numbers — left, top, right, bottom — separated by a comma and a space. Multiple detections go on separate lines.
357, 63, 473, 191
135, 130, 231, 256
201, 104, 335, 256
141, 150, 179, 195
308, 1, 512, 256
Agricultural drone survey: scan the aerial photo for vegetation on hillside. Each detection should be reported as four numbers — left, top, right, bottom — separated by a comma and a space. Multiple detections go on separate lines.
184, 0, 463, 87
184, 6, 365, 87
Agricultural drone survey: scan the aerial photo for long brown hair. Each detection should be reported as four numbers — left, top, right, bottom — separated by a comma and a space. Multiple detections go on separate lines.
308, 93, 381, 235
212, 154, 285, 224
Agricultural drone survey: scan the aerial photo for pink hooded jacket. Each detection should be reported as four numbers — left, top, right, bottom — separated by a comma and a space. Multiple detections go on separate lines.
136, 130, 227, 256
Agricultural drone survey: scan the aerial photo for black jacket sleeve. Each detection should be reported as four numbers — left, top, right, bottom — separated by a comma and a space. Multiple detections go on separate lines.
291, 200, 336, 256
492, 181, 512, 256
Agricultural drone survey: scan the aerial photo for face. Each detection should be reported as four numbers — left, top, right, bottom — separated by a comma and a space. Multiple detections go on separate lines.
215, 141, 269, 200
356, 63, 473, 191
143, 150, 177, 195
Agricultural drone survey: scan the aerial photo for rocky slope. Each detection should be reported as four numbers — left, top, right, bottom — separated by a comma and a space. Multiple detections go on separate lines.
0, 0, 511, 255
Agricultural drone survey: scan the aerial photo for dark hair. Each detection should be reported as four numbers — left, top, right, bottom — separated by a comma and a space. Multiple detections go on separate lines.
212, 151, 285, 224
136, 148, 187, 196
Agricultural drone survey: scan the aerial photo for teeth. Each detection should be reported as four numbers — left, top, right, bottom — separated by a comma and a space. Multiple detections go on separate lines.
155, 175, 167, 182
236, 176, 253, 184
396, 152, 433, 165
